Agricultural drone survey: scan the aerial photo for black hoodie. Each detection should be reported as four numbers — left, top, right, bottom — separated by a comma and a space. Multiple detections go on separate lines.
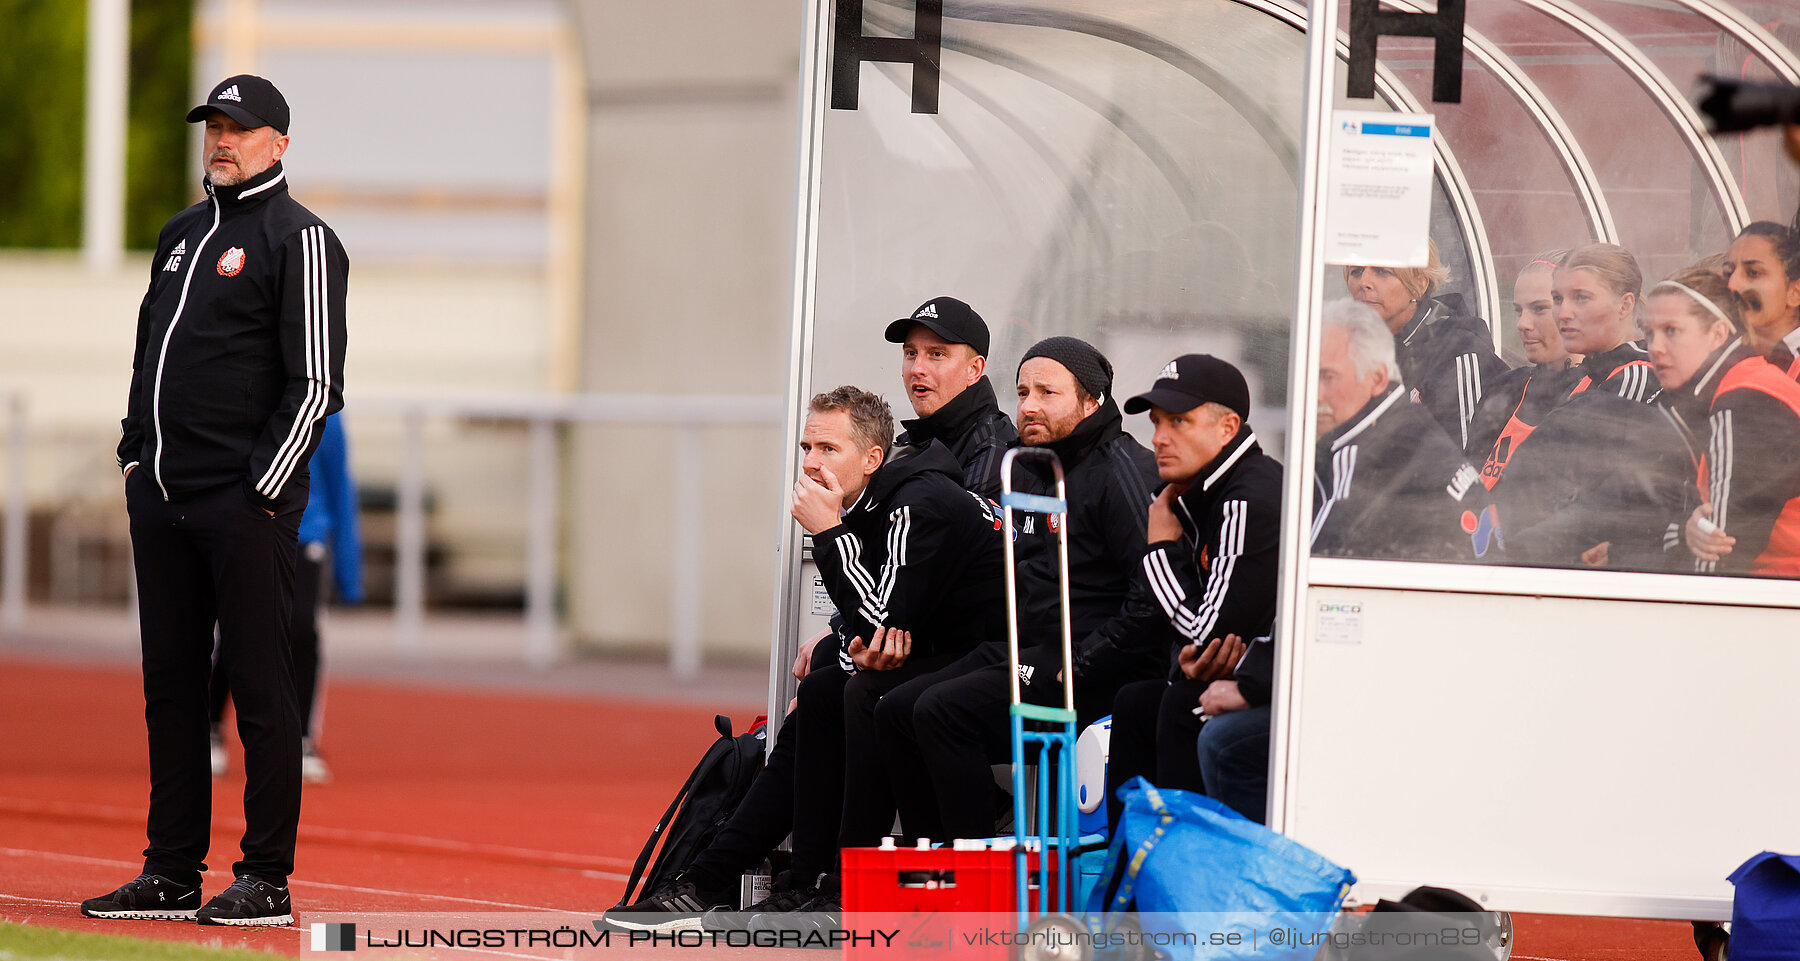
1393, 293, 1508, 450
1138, 428, 1282, 681
1003, 400, 1173, 688
812, 439, 1005, 668
895, 377, 1018, 502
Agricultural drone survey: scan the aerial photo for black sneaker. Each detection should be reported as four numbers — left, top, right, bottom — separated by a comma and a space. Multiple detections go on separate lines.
748, 873, 840, 942
602, 874, 732, 933
80, 874, 201, 920
196, 876, 294, 926
703, 870, 815, 931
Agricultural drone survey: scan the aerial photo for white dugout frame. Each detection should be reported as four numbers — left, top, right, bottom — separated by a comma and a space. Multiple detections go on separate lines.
1277, 0, 1798, 921
775, 0, 1800, 921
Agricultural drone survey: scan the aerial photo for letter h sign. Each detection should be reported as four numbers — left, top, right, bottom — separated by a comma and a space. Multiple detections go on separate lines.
1347, 0, 1465, 103
831, 0, 942, 113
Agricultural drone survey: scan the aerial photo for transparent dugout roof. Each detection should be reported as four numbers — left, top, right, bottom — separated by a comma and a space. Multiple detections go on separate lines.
796, 0, 1800, 582
810, 0, 1312, 454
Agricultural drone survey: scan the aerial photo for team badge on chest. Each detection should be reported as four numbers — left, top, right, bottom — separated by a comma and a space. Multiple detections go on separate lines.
217, 247, 246, 276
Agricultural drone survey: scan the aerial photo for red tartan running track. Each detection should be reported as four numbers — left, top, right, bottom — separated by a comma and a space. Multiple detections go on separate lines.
0, 654, 1704, 959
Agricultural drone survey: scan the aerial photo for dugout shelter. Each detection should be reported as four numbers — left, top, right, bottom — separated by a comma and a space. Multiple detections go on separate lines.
770, 0, 1800, 921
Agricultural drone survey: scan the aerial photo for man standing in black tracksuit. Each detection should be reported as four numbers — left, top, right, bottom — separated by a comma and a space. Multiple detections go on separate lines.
871, 337, 1173, 844
84, 76, 347, 927
1313, 300, 1491, 562
887, 296, 1018, 501
1107, 355, 1281, 825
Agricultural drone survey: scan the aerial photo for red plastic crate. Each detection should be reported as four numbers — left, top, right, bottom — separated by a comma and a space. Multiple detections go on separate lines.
842, 845, 1064, 961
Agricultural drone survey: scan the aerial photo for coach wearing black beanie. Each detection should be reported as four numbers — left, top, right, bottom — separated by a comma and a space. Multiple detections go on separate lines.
866, 335, 1171, 844
1019, 335, 1114, 404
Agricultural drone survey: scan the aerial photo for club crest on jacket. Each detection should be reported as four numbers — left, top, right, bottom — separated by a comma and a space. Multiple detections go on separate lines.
217, 247, 247, 277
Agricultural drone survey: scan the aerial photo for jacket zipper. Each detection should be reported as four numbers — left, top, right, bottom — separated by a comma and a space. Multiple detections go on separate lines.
149, 195, 222, 501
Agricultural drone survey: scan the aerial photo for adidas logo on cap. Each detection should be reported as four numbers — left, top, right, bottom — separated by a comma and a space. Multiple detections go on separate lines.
218, 85, 242, 103
1158, 360, 1179, 380
915, 303, 939, 319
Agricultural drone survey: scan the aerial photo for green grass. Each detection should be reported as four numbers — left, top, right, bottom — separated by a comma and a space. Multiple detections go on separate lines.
0, 922, 283, 961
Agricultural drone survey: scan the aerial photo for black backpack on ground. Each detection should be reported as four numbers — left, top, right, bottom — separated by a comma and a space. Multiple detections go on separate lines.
611, 713, 767, 909
1320, 885, 1513, 961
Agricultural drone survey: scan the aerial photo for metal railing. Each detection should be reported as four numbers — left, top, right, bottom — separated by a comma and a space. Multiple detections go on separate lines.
2, 388, 25, 630
0, 390, 786, 676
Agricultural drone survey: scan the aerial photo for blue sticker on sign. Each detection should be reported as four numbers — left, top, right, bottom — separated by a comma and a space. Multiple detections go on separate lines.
1359, 122, 1431, 137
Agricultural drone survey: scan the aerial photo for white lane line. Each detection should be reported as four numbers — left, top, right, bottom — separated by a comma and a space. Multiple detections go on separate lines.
0, 848, 594, 913
0, 797, 636, 870
0, 894, 80, 907
294, 878, 587, 913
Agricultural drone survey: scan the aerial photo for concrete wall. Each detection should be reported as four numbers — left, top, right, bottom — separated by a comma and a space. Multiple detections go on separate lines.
565, 1, 803, 656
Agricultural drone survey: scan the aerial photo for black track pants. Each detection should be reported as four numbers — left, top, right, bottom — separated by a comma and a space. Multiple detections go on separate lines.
683, 637, 840, 893
1105, 677, 1207, 828
128, 472, 303, 886
884, 642, 1121, 842
790, 648, 961, 879
211, 550, 324, 740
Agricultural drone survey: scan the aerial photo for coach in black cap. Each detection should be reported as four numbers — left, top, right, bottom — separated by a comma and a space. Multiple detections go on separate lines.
185, 74, 291, 135
884, 296, 1016, 501
1107, 354, 1283, 824
84, 73, 346, 927
866, 335, 1174, 843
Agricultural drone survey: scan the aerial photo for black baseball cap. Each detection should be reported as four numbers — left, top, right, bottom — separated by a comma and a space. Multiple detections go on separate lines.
883, 296, 991, 357
1123, 354, 1251, 418
187, 75, 290, 135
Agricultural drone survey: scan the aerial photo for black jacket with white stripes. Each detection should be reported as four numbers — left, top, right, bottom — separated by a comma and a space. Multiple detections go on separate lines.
1463, 361, 1583, 462
1393, 293, 1508, 450
813, 439, 1005, 669
1004, 400, 1174, 687
895, 377, 1018, 503
1490, 381, 1686, 569
118, 162, 348, 511
1574, 341, 1658, 404
1658, 341, 1800, 576
1139, 428, 1282, 678
1312, 384, 1489, 561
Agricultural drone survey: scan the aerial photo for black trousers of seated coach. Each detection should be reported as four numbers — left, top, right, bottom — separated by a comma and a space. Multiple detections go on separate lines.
126, 469, 305, 887
790, 646, 964, 880
876, 641, 1123, 842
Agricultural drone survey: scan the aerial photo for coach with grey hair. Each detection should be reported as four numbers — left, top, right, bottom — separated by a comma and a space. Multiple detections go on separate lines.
1313, 300, 1490, 561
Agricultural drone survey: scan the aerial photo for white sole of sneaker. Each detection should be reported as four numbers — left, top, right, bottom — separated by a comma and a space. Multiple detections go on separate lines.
604, 915, 703, 934
198, 914, 294, 927
81, 909, 198, 920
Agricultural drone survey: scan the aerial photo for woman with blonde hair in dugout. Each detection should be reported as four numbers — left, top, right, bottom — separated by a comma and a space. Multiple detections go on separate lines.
1342, 239, 1508, 450
1478, 245, 1686, 568
1645, 266, 1800, 576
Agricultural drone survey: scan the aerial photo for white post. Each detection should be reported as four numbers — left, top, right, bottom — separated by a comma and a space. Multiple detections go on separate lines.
82, 0, 129, 273
524, 417, 559, 668
395, 409, 426, 655
3, 392, 27, 629
669, 426, 703, 679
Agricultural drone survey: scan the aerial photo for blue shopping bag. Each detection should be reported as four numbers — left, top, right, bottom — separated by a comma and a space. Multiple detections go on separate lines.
1729, 851, 1800, 960
1087, 777, 1354, 961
